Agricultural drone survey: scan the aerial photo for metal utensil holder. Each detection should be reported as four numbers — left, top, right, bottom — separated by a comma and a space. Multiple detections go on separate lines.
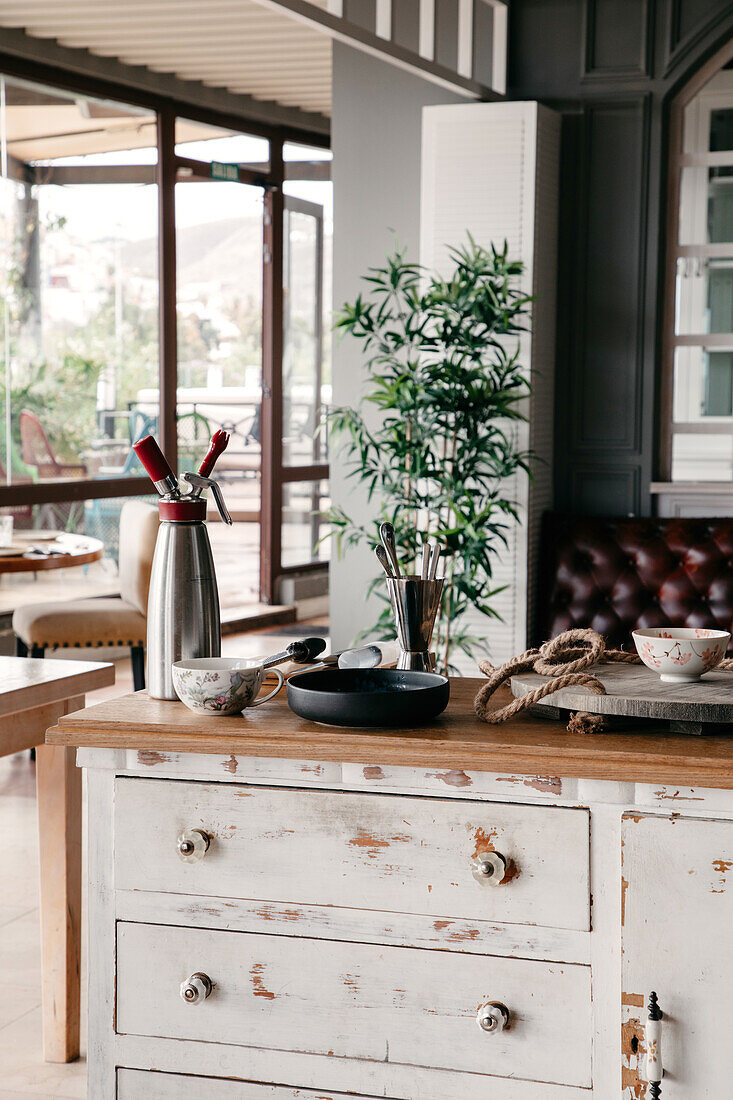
386, 576, 444, 672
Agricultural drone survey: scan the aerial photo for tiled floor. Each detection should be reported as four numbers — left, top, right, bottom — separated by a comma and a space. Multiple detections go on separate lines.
0, 751, 87, 1099
0, 622, 328, 1098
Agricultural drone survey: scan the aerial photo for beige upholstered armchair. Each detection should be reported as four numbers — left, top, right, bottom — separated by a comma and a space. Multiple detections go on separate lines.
13, 500, 158, 691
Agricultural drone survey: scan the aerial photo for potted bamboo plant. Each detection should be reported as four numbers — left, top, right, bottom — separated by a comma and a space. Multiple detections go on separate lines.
327, 237, 533, 672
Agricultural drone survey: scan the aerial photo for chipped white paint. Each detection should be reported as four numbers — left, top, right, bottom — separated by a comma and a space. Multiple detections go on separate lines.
117, 1071, 365, 1098
634, 783, 733, 816
86, 769, 116, 1098
115, 888, 591, 963
115, 1034, 588, 1100
118, 1072, 370, 1098
344, 761, 573, 800
114, 777, 591, 930
117, 922, 592, 1087
622, 813, 733, 1097
79, 745, 733, 1096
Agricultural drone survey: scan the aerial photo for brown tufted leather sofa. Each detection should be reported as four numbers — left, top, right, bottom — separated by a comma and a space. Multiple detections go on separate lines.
536, 514, 733, 653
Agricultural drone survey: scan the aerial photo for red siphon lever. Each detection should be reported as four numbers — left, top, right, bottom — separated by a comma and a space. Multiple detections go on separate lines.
181, 430, 233, 524
197, 429, 230, 478
132, 435, 179, 498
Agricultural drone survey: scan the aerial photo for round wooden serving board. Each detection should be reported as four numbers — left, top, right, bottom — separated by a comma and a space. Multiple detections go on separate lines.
511, 662, 733, 729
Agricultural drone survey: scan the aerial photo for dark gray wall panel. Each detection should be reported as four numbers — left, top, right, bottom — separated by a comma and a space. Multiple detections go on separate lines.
508, 0, 733, 519
344, 0, 376, 34
572, 99, 647, 454
435, 0, 460, 71
472, 0, 494, 86
509, 0, 585, 98
392, 0, 420, 53
570, 467, 641, 514
665, 0, 733, 76
584, 0, 652, 77
670, 0, 729, 50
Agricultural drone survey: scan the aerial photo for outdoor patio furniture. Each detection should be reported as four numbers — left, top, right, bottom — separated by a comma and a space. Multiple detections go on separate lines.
0, 463, 34, 528
0, 534, 102, 575
19, 409, 87, 531
12, 501, 158, 690
19, 408, 87, 480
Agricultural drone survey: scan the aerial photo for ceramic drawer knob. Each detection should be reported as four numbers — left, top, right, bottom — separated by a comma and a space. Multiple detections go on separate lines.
474, 850, 508, 885
180, 973, 212, 1005
177, 828, 210, 863
646, 991, 663, 1098
477, 1002, 510, 1033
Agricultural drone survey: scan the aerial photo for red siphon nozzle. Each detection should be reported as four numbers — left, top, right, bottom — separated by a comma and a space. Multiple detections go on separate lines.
198, 429, 230, 479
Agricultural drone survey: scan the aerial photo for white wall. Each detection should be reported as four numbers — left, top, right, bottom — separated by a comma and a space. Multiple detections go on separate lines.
329, 43, 469, 649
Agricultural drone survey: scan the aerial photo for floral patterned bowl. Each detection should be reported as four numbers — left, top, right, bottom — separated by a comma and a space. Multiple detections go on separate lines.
172, 657, 284, 716
632, 627, 730, 683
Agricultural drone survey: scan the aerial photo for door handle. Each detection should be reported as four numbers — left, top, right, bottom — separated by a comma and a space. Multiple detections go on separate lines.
646, 991, 663, 1098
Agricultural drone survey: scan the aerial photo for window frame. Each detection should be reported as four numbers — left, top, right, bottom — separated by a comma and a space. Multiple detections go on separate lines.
659, 40, 733, 484
0, 52, 330, 601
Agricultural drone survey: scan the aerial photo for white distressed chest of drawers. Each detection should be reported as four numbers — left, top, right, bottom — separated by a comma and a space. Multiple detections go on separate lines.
48, 681, 733, 1098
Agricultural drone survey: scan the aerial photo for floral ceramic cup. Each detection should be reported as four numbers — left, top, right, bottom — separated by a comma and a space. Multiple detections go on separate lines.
632, 627, 730, 683
172, 657, 284, 715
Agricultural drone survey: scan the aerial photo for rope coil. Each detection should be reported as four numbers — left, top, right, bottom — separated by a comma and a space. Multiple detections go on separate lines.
474, 628, 639, 727
475, 626, 733, 729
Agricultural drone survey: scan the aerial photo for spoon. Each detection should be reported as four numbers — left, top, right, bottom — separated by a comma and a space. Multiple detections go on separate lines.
375, 545, 394, 578
290, 641, 398, 675
420, 542, 430, 580
262, 637, 326, 670
379, 521, 401, 578
428, 542, 441, 580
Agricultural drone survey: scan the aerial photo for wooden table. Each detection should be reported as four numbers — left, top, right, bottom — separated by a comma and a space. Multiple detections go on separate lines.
1, 656, 114, 1062
0, 534, 103, 574
48, 677, 733, 789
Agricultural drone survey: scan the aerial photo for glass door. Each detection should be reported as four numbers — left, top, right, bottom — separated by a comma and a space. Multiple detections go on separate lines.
171, 127, 267, 610
279, 194, 329, 575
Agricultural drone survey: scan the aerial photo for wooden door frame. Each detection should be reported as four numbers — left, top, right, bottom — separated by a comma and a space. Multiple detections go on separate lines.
260, 188, 330, 602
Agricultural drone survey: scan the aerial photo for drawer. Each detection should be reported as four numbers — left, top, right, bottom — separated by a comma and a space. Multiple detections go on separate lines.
117, 1069, 366, 1099
116, 922, 592, 1088
115, 779, 590, 930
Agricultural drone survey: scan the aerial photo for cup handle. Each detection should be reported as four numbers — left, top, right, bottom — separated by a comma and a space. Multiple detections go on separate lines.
250, 668, 284, 707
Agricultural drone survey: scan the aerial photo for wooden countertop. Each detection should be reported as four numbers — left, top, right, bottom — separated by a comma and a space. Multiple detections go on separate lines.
46, 678, 733, 790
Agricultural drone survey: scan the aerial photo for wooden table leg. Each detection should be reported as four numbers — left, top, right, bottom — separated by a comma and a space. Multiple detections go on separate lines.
35, 738, 82, 1062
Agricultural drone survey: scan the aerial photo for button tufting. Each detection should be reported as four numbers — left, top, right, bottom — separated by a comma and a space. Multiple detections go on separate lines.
542, 515, 733, 654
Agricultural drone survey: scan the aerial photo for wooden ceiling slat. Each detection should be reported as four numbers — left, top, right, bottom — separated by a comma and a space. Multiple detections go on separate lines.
0, 0, 337, 117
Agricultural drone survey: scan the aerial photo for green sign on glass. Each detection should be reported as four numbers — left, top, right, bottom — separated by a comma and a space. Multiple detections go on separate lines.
210, 161, 239, 182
